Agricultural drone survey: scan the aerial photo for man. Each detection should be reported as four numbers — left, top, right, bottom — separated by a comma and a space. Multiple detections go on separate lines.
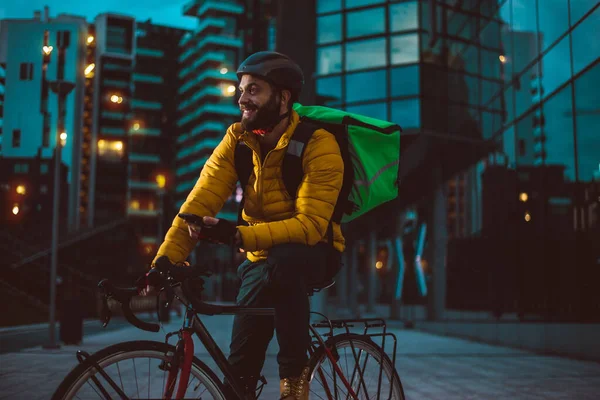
151, 51, 345, 399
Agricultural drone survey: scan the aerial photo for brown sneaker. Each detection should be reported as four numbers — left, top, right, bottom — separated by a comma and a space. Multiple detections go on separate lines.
279, 367, 310, 400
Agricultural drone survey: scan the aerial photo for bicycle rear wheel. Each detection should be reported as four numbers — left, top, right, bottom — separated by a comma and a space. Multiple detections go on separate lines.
308, 334, 405, 400
52, 340, 227, 400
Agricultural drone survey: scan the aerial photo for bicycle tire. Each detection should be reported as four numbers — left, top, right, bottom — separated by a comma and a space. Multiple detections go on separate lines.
52, 340, 227, 400
307, 334, 405, 400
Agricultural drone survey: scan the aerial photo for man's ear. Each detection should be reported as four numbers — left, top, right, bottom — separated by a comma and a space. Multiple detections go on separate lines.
280, 89, 292, 108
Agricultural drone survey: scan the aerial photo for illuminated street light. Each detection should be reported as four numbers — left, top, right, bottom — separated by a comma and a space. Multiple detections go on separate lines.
12, 205, 20, 215
220, 67, 228, 74
375, 261, 383, 270
84, 63, 95, 77
156, 174, 166, 189
114, 141, 123, 151
524, 212, 532, 222
42, 45, 54, 55
222, 84, 236, 97
110, 94, 123, 104
60, 132, 67, 146
132, 122, 141, 131
16, 185, 26, 195
87, 35, 94, 44
499, 54, 507, 63
519, 192, 528, 202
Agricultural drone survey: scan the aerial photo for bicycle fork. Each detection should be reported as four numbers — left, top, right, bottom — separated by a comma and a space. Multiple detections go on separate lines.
163, 328, 194, 399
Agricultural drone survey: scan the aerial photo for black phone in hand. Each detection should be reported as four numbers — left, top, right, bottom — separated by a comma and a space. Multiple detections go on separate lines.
177, 213, 205, 226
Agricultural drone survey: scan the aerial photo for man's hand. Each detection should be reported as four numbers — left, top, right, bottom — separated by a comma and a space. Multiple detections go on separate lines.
186, 216, 241, 246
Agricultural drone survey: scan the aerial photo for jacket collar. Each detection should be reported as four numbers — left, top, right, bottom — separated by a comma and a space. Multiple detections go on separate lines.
241, 110, 300, 151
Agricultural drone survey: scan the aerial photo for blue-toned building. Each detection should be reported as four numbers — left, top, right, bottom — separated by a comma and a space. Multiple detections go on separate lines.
176, 0, 245, 220
304, 0, 600, 352
0, 9, 88, 229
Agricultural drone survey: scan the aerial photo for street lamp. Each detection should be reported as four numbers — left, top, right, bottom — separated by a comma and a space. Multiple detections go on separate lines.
12, 204, 20, 215
44, 33, 76, 349
16, 185, 26, 195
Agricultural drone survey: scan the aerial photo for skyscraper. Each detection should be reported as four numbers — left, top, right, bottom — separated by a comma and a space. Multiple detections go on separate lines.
176, 0, 244, 220
0, 8, 88, 229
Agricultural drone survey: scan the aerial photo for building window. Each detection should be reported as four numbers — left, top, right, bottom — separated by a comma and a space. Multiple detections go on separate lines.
317, 14, 342, 44
19, 63, 33, 80
346, 7, 385, 39
390, 1, 418, 32
346, 69, 387, 103
317, 45, 342, 75
316, 76, 342, 105
57, 30, 71, 47
14, 163, 29, 173
391, 34, 419, 65
345, 38, 386, 71
12, 129, 21, 147
41, 163, 49, 174
317, 0, 342, 14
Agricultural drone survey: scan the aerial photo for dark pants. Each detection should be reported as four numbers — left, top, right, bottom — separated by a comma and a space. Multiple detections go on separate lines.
227, 243, 340, 385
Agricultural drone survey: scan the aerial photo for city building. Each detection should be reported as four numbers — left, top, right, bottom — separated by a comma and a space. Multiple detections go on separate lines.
128, 20, 187, 256
301, 0, 600, 321
176, 0, 245, 222
0, 8, 88, 230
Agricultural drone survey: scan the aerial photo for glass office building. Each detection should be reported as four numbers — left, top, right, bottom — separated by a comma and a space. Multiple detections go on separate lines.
314, 0, 599, 320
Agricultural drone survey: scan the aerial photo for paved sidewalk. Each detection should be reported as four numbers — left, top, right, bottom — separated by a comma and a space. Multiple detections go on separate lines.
1, 314, 599, 399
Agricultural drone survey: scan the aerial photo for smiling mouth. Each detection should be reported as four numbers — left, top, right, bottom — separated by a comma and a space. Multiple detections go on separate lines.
242, 109, 256, 118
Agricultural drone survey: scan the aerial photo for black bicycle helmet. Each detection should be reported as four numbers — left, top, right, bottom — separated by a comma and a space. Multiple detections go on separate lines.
236, 51, 304, 94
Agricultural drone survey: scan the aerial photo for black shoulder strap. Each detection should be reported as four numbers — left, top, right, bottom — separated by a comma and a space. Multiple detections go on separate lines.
234, 140, 253, 226
282, 119, 316, 199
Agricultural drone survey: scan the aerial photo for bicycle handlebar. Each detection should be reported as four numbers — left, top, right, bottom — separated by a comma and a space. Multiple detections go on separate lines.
98, 279, 161, 333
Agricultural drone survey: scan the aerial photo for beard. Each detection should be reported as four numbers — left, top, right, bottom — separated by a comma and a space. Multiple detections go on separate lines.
240, 92, 281, 132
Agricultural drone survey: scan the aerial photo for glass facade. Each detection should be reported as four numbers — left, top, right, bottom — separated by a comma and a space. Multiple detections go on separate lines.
316, 0, 600, 320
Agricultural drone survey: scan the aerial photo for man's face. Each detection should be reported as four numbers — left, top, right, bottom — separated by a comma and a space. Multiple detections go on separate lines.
238, 75, 281, 132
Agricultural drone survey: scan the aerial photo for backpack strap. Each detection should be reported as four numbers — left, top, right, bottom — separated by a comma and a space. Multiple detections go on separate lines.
281, 119, 315, 198
234, 140, 253, 226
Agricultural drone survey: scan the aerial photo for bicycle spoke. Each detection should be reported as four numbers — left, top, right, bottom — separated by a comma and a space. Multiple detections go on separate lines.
116, 362, 125, 394
148, 358, 150, 399
132, 358, 140, 399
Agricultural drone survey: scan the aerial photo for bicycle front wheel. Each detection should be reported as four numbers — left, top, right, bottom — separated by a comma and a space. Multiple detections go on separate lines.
52, 340, 227, 400
308, 334, 405, 400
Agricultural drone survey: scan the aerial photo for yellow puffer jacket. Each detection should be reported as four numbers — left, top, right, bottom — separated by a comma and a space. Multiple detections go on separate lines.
154, 110, 345, 264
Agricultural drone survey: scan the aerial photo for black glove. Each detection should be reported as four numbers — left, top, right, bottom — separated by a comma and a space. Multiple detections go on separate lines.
199, 218, 238, 245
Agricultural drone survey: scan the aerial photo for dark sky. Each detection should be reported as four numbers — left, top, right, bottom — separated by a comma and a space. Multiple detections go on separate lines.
0, 0, 197, 29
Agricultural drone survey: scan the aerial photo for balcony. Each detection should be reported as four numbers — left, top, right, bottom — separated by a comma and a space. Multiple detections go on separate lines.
176, 103, 239, 127
183, 0, 244, 17
131, 99, 162, 110
180, 18, 226, 47
176, 138, 220, 160
128, 180, 162, 190
177, 121, 227, 144
176, 155, 209, 179
178, 86, 223, 112
179, 69, 238, 96
179, 34, 243, 64
129, 153, 160, 163
179, 51, 226, 80
127, 208, 159, 217
132, 73, 164, 84
129, 127, 161, 136
136, 47, 165, 58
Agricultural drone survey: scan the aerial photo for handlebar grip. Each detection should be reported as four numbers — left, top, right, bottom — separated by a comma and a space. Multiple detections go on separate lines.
121, 298, 160, 333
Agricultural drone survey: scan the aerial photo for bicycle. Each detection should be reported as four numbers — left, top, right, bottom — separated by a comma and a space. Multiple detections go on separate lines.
52, 256, 405, 399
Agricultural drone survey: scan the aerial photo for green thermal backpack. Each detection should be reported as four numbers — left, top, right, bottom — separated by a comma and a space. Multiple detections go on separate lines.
234, 103, 402, 227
